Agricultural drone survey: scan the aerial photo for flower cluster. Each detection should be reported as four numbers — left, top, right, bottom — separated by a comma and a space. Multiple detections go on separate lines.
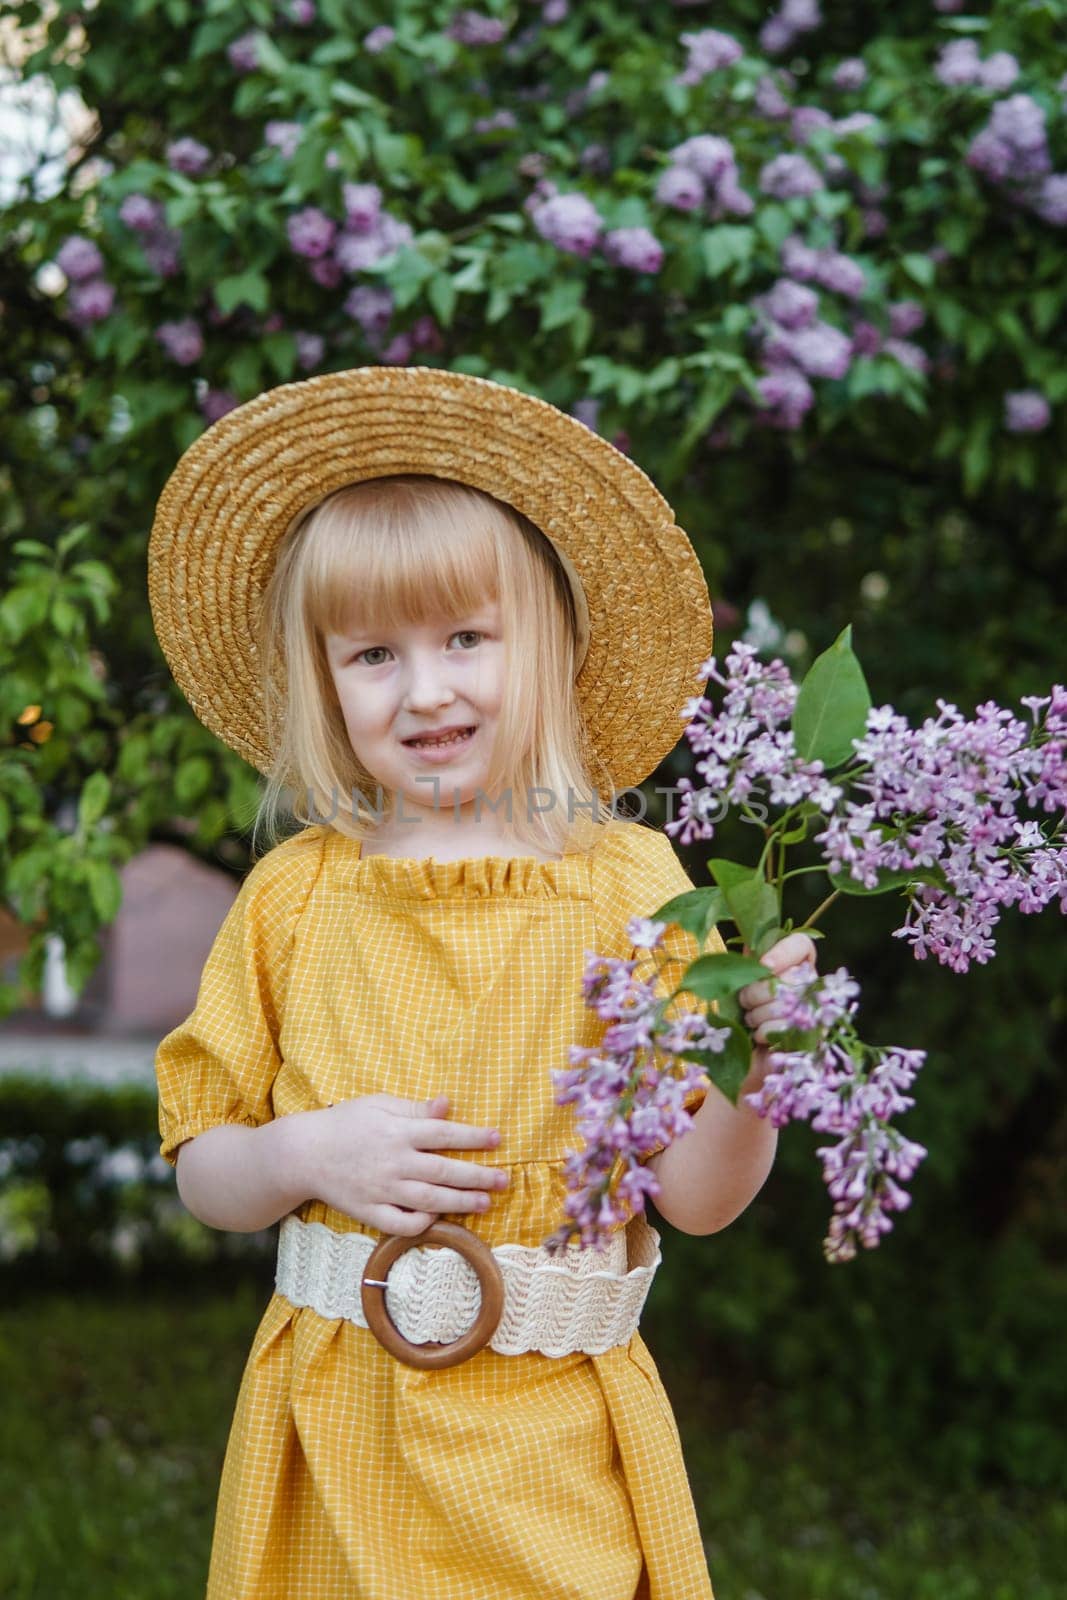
526, 186, 667, 275
656, 134, 753, 220
816, 693, 1067, 970
545, 932, 730, 1254
740, 961, 930, 1261
54, 235, 115, 327
118, 193, 183, 277
552, 636, 1064, 1261
760, 0, 822, 58
965, 93, 1067, 227
674, 29, 744, 89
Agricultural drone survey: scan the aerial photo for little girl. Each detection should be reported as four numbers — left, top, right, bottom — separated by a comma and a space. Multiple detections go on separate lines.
150, 365, 814, 1600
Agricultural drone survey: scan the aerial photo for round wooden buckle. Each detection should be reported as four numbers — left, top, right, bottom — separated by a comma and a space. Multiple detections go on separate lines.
360, 1221, 505, 1371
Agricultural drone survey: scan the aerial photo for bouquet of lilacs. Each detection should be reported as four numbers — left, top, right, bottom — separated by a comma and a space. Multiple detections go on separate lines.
545, 628, 1066, 1264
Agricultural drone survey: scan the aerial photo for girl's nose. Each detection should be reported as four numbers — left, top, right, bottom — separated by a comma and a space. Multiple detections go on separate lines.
402, 653, 457, 711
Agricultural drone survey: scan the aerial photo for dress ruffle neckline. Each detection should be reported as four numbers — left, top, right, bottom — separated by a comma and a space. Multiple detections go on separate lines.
324, 828, 597, 899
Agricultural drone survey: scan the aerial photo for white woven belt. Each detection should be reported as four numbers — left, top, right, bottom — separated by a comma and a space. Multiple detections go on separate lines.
275, 1212, 662, 1358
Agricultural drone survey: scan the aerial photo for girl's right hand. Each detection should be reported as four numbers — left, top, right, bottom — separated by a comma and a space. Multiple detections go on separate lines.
293, 1093, 509, 1236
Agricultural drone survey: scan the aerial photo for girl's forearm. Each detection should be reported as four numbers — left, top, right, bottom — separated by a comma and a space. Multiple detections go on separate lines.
175, 1115, 315, 1233
647, 1079, 779, 1236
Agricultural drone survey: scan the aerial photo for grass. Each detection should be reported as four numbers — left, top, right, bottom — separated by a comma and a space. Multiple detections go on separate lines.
1, 1278, 1064, 1599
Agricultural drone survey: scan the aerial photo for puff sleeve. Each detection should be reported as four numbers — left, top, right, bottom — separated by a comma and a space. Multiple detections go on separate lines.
590, 820, 728, 1160
155, 827, 326, 1167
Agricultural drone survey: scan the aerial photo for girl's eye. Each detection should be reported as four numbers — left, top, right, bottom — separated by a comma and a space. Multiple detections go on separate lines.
351, 631, 483, 666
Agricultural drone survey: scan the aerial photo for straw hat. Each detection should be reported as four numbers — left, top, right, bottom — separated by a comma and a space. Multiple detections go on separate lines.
148, 365, 713, 791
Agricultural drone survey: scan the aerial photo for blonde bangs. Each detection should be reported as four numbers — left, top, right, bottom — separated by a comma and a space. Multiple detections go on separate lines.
301, 478, 502, 642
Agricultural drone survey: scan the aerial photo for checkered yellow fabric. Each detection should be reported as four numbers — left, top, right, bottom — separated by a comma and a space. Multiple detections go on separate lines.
156, 818, 721, 1600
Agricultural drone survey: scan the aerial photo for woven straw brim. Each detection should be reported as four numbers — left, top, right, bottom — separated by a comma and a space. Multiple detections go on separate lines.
147, 365, 713, 792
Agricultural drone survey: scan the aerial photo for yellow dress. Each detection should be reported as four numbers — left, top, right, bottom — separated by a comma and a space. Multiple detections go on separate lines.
156, 817, 723, 1600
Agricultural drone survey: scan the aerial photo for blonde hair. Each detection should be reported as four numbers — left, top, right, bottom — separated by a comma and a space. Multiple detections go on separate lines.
251, 475, 619, 859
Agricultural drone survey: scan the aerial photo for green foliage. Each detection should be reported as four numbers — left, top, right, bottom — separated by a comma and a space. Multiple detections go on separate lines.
0, 1073, 274, 1287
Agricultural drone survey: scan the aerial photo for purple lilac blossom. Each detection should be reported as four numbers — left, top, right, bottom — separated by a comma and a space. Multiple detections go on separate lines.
571, 398, 600, 431
165, 137, 212, 175
1004, 390, 1051, 432
755, 74, 791, 119
883, 338, 930, 375
791, 105, 833, 144
979, 52, 1020, 92
286, 207, 338, 259
602, 227, 664, 273
118, 194, 164, 231
989, 94, 1051, 178
671, 134, 736, 185
265, 121, 304, 160
757, 278, 820, 331
861, 209, 888, 238
364, 25, 395, 52
531, 191, 603, 256
294, 332, 325, 370
935, 39, 982, 87
446, 10, 509, 45
851, 320, 883, 356
756, 367, 815, 429
199, 388, 239, 422
67, 279, 115, 325
1031, 175, 1067, 225
671, 168, 713, 216
759, 153, 824, 199
308, 255, 343, 288
227, 31, 262, 72
675, 28, 744, 86
343, 181, 383, 230
832, 58, 868, 91
286, 0, 316, 22
343, 283, 394, 335
155, 317, 204, 365
888, 299, 925, 337
142, 227, 183, 277
776, 321, 853, 379
380, 331, 415, 363
474, 110, 517, 133
56, 235, 104, 281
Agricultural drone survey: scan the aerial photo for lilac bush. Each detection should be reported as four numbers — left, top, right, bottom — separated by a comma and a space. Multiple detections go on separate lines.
547, 633, 1066, 1262
4, 0, 1065, 1026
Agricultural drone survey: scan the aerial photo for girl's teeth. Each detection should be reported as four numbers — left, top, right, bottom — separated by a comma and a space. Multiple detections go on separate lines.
411, 728, 472, 748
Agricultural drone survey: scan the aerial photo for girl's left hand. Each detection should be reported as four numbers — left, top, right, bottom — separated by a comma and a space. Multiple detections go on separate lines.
738, 932, 818, 1087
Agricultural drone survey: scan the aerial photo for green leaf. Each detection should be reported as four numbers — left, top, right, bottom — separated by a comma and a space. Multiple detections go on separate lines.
828, 864, 949, 897
755, 203, 792, 249
50, 597, 81, 638
539, 278, 584, 334
174, 756, 213, 805
78, 771, 111, 831
706, 861, 781, 953
701, 225, 755, 279
649, 887, 728, 945
427, 272, 458, 328
792, 624, 872, 769
901, 252, 936, 288
214, 271, 271, 315
676, 950, 772, 1004
86, 860, 123, 922
262, 332, 298, 381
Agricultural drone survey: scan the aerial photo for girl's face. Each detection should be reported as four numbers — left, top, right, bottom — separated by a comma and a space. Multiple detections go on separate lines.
324, 599, 507, 824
